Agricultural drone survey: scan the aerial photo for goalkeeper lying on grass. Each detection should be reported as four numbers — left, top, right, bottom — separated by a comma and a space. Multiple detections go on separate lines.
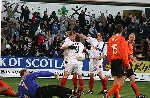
18, 69, 77, 98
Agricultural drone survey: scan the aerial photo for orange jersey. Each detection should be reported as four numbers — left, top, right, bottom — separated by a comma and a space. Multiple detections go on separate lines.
127, 41, 133, 63
107, 35, 130, 66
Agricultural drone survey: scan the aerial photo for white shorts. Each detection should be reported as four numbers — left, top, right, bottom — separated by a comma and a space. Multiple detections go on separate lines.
106, 69, 112, 77
64, 59, 83, 75
89, 59, 103, 73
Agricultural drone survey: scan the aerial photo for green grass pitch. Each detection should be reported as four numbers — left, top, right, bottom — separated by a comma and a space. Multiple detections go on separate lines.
0, 77, 149, 98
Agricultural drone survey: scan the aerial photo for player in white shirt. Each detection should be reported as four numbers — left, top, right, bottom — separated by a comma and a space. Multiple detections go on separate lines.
62, 35, 79, 92
60, 32, 85, 96
78, 33, 108, 94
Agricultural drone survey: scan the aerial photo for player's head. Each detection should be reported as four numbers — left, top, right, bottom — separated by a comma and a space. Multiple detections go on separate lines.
75, 35, 80, 42
68, 31, 76, 41
128, 33, 135, 43
20, 69, 29, 77
114, 24, 123, 35
96, 32, 103, 40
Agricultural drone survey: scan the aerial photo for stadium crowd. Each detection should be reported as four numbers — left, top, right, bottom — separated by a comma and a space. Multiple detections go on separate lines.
1, 2, 150, 60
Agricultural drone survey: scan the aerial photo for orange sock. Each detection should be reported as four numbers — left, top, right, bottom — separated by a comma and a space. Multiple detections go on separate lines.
115, 85, 122, 98
130, 81, 140, 97
107, 83, 119, 97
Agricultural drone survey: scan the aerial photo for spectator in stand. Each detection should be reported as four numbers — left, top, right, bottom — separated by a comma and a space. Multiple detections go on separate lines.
1, 25, 11, 41
60, 12, 68, 40
20, 4, 30, 23
97, 22, 104, 33
139, 22, 150, 55
90, 14, 96, 25
43, 11, 49, 23
106, 23, 114, 41
140, 13, 149, 24
31, 12, 38, 34
78, 10, 86, 29
21, 44, 29, 57
73, 21, 82, 33
3, 44, 13, 56
13, 43, 21, 56
99, 13, 107, 28
82, 25, 89, 36
1, 34, 7, 54
10, 19, 19, 41
41, 20, 50, 32
4, 2, 19, 19
107, 14, 114, 25
68, 14, 76, 30
114, 12, 122, 25
51, 21, 59, 39
89, 23, 97, 38
126, 13, 133, 26
128, 17, 139, 36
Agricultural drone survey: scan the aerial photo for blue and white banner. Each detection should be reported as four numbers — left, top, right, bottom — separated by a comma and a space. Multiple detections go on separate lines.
0, 56, 150, 81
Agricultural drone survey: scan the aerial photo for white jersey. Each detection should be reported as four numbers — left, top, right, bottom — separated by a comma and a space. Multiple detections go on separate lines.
86, 37, 107, 59
62, 37, 74, 61
68, 42, 84, 60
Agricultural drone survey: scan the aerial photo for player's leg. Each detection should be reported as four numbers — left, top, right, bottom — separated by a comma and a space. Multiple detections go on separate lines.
97, 65, 108, 94
61, 62, 72, 87
72, 73, 78, 91
86, 61, 95, 94
127, 68, 145, 98
105, 59, 125, 98
75, 61, 84, 94
0, 79, 18, 97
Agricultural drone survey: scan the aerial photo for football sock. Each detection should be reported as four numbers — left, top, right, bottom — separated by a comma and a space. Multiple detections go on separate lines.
101, 78, 107, 91
79, 79, 84, 92
72, 76, 77, 90
61, 77, 67, 87
107, 83, 119, 97
130, 81, 140, 97
115, 85, 122, 98
89, 77, 94, 91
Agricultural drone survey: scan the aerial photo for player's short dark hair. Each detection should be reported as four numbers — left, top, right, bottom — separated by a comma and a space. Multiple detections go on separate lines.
20, 69, 27, 77
75, 35, 80, 42
68, 31, 76, 36
115, 24, 123, 34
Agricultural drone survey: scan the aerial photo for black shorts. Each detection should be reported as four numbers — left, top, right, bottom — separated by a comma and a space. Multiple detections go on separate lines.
126, 63, 134, 78
35, 85, 72, 98
111, 59, 125, 77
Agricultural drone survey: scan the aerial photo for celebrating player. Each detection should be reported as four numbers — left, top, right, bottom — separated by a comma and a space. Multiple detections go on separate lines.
78, 32, 107, 94
60, 32, 85, 96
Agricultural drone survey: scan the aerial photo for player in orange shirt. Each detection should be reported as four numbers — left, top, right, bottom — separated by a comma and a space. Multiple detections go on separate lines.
104, 24, 130, 98
0, 79, 18, 97
113, 33, 145, 98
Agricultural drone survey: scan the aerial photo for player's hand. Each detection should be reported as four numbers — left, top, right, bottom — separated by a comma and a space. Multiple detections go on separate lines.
127, 66, 131, 70
68, 45, 76, 49
54, 72, 59, 80
93, 56, 99, 61
135, 61, 140, 66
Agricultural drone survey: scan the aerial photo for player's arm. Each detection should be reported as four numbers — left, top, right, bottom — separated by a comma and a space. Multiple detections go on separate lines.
107, 39, 111, 64
18, 87, 25, 98
129, 54, 140, 65
121, 39, 130, 67
28, 71, 59, 79
76, 33, 88, 39
99, 43, 107, 59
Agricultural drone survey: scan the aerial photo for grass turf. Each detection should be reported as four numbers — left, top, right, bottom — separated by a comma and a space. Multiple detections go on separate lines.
0, 77, 149, 98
